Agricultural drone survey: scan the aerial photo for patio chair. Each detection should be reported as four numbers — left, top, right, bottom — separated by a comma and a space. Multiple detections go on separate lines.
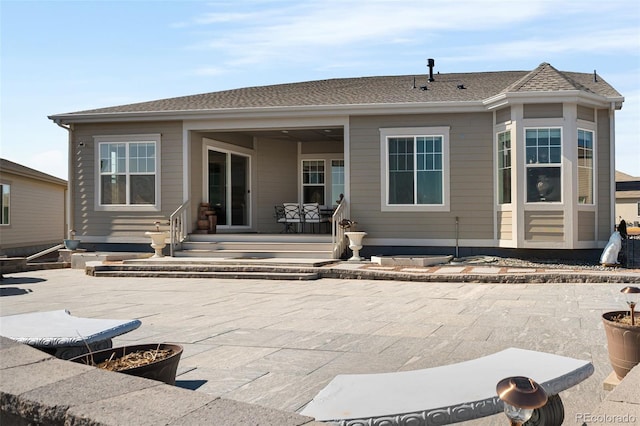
274, 204, 289, 233
282, 203, 303, 233
302, 203, 330, 233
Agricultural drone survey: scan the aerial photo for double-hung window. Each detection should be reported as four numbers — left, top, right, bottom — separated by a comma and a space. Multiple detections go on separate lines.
331, 159, 344, 206
95, 134, 160, 209
302, 160, 325, 205
525, 128, 562, 203
497, 131, 512, 204
381, 127, 450, 211
0, 184, 9, 225
577, 129, 594, 204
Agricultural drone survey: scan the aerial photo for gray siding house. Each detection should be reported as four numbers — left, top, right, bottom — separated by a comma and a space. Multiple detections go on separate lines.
0, 159, 68, 257
49, 62, 624, 258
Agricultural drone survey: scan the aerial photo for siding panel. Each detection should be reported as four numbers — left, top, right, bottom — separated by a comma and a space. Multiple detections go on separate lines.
498, 211, 512, 240
256, 138, 298, 232
578, 210, 596, 241
495, 107, 511, 124
0, 175, 66, 251
523, 103, 563, 119
350, 112, 494, 242
73, 121, 183, 239
524, 211, 564, 241
577, 105, 595, 122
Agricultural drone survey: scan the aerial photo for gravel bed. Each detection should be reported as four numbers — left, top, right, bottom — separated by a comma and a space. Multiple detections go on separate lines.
451, 255, 612, 271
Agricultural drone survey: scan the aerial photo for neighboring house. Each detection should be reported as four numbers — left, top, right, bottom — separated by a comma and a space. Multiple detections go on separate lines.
48, 62, 624, 258
0, 159, 67, 257
616, 171, 640, 227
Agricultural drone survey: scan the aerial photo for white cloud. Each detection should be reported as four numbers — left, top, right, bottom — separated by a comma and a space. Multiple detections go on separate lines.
182, 0, 549, 67
179, 0, 640, 80
467, 28, 640, 60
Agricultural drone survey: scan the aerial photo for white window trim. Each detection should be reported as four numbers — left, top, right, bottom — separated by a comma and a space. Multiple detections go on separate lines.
301, 159, 326, 204
496, 128, 513, 207
298, 153, 345, 206
380, 126, 450, 212
577, 123, 597, 207
94, 134, 161, 212
524, 126, 563, 205
0, 183, 10, 226
330, 159, 345, 207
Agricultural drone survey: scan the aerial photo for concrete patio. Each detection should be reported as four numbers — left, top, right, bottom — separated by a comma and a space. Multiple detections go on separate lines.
0, 267, 636, 424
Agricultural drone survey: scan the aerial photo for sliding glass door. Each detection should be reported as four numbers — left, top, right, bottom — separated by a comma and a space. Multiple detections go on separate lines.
207, 148, 250, 227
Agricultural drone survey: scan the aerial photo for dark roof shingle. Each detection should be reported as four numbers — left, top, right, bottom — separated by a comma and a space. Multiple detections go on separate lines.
54, 63, 622, 117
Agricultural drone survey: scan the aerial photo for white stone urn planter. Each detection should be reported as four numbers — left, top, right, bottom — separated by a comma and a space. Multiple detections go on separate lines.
344, 231, 367, 261
144, 231, 168, 258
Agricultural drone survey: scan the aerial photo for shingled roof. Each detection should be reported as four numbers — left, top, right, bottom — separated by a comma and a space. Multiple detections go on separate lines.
0, 158, 67, 186
51, 63, 622, 119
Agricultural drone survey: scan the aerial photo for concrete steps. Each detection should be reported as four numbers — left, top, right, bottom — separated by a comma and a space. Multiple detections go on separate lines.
174, 234, 335, 259
86, 260, 331, 280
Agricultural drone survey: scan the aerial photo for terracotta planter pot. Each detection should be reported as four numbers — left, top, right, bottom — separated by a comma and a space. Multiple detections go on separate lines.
69, 343, 183, 385
602, 311, 640, 379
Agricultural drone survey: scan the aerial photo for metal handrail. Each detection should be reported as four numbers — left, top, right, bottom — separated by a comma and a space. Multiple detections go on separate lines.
331, 200, 348, 259
26, 244, 65, 261
169, 199, 190, 257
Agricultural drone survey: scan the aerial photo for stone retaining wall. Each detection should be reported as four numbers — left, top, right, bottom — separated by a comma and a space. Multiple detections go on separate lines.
0, 337, 323, 426
0, 258, 27, 274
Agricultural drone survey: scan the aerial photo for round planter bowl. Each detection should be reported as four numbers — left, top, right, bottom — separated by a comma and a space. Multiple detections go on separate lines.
63, 239, 80, 250
602, 311, 640, 379
69, 343, 183, 385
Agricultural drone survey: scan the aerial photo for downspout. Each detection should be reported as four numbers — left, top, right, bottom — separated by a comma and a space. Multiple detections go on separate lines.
55, 120, 74, 239
609, 102, 616, 235
455, 216, 459, 258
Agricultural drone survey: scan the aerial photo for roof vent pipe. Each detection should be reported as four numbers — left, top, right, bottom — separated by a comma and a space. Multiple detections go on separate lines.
428, 58, 435, 82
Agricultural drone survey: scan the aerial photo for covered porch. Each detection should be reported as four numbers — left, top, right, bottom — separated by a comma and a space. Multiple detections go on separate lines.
171, 121, 351, 259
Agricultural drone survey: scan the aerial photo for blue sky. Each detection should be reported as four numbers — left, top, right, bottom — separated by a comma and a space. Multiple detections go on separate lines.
1, 0, 639, 179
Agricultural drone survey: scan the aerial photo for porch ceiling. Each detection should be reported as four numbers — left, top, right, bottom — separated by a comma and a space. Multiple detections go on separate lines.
206, 127, 344, 143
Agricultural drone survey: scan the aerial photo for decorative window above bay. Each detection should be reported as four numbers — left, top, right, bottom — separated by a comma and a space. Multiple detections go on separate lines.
380, 127, 450, 211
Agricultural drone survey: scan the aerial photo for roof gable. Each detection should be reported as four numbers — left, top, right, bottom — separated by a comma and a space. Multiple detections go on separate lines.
506, 62, 578, 92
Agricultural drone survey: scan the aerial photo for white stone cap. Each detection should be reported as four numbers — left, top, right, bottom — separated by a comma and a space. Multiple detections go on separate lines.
0, 309, 141, 347
301, 347, 593, 423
